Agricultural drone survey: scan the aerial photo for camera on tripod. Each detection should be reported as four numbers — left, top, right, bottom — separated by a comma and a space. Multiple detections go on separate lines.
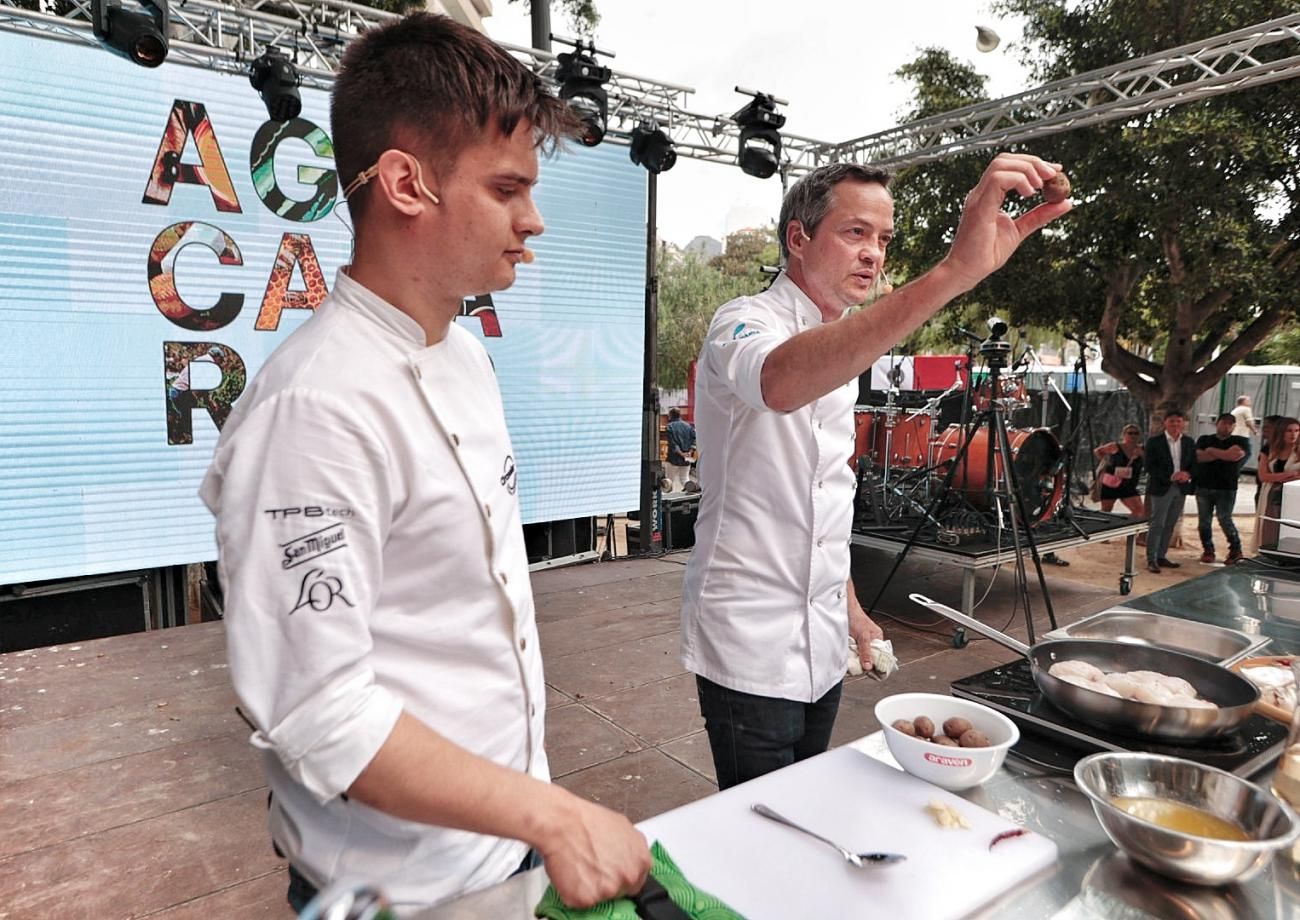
980, 316, 1013, 368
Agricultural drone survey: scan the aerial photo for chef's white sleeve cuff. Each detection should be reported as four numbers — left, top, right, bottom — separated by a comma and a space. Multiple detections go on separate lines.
265, 671, 404, 803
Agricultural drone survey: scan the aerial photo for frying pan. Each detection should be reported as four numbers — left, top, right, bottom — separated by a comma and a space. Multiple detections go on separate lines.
910, 594, 1260, 743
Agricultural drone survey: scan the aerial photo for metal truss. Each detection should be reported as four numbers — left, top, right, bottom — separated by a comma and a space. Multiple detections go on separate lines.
2, 1, 1298, 174
834, 12, 1300, 169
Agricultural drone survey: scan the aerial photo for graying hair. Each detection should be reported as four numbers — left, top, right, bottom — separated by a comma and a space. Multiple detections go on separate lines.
778, 162, 894, 262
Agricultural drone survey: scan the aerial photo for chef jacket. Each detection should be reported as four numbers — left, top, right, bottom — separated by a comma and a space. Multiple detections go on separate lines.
199, 270, 546, 910
681, 273, 857, 703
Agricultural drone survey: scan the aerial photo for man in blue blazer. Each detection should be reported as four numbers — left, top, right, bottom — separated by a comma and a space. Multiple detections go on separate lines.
1144, 409, 1197, 574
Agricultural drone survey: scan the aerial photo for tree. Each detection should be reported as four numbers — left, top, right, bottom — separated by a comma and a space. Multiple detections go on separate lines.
504, 0, 599, 36
657, 228, 776, 389
886, 1, 1300, 415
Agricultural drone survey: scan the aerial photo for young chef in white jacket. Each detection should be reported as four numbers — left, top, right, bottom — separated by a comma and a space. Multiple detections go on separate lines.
199, 13, 650, 914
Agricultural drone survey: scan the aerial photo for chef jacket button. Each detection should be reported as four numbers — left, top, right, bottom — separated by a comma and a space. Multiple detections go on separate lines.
485, 504, 492, 518
818, 480, 824, 489
817, 539, 824, 547
818, 421, 823, 429
519, 636, 527, 651
499, 571, 508, 584
452, 433, 461, 446
530, 704, 537, 717
837, 590, 845, 599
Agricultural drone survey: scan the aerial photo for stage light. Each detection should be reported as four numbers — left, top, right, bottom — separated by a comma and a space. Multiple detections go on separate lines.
250, 48, 302, 122
629, 120, 676, 175
555, 42, 611, 147
732, 88, 786, 180
91, 0, 169, 68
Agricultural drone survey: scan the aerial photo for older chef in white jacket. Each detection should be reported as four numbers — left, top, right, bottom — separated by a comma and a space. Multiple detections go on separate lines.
200, 14, 649, 914
683, 157, 1074, 790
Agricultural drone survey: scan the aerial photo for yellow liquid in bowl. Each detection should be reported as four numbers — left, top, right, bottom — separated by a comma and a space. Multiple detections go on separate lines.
1110, 796, 1250, 841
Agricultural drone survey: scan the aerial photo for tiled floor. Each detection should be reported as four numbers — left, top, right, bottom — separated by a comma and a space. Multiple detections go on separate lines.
0, 545, 1129, 916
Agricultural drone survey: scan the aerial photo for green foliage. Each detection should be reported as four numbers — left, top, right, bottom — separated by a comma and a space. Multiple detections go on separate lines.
658, 228, 777, 389
886, 0, 1300, 413
708, 227, 779, 281
1247, 325, 1300, 365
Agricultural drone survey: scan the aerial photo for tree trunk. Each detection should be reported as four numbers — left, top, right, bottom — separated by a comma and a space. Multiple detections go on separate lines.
1097, 259, 1291, 418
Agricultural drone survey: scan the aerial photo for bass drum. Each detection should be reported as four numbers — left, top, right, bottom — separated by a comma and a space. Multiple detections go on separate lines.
935, 425, 1065, 524
871, 411, 934, 468
851, 409, 876, 470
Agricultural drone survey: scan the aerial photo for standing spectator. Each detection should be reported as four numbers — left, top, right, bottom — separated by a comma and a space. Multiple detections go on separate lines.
1255, 417, 1300, 553
1093, 424, 1145, 517
1231, 395, 1258, 439
1232, 395, 1259, 474
1144, 409, 1196, 574
664, 407, 696, 493
1193, 413, 1249, 565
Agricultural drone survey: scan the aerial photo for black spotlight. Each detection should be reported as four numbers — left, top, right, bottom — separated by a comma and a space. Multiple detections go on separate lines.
91, 0, 169, 68
629, 121, 676, 175
732, 88, 787, 180
556, 43, 611, 147
250, 48, 302, 122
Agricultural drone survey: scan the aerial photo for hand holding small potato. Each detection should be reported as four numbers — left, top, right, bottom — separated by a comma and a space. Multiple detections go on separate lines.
1042, 172, 1071, 203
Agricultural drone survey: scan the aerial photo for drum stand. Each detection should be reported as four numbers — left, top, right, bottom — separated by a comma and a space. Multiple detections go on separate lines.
865, 329, 1058, 646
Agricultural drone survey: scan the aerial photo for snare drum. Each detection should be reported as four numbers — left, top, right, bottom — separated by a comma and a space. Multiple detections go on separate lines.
935, 425, 1064, 524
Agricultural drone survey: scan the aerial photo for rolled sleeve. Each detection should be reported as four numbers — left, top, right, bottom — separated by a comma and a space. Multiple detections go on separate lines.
262, 671, 403, 802
202, 388, 398, 802
703, 301, 783, 412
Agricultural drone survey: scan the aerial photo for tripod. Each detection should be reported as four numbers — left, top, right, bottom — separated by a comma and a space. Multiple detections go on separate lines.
866, 327, 1058, 645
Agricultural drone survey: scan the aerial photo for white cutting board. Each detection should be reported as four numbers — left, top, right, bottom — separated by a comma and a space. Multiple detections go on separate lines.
638, 746, 1057, 920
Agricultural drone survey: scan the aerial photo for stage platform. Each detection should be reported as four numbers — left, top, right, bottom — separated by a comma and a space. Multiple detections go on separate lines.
852, 508, 1148, 622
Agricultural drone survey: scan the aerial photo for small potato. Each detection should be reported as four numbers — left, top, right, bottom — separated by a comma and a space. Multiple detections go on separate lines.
933, 735, 960, 747
913, 716, 936, 739
943, 717, 973, 740
959, 729, 991, 748
892, 719, 917, 736
1042, 172, 1071, 203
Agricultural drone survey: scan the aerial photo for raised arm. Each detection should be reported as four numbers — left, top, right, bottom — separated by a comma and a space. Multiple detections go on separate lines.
760, 154, 1072, 412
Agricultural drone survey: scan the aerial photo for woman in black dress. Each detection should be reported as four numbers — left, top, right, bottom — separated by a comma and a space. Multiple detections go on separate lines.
1094, 424, 1145, 517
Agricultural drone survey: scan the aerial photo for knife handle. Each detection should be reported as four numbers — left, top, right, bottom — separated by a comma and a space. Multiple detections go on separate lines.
630, 873, 690, 920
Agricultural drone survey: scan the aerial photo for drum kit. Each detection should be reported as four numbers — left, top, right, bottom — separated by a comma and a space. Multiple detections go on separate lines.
853, 370, 1066, 530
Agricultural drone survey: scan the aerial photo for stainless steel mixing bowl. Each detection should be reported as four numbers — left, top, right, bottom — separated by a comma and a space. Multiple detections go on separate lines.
1074, 751, 1300, 886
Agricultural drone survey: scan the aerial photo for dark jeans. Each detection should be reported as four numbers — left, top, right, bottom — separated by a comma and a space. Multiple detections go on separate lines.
1196, 487, 1241, 554
287, 848, 542, 913
695, 675, 843, 791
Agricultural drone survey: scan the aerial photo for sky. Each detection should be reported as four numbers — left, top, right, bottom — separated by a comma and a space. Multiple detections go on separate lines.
482, 0, 1036, 247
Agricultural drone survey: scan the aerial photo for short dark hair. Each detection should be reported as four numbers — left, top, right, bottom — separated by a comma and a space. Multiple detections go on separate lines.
778, 162, 894, 262
1216, 412, 1235, 423
1162, 409, 1185, 420
668, 407, 681, 421
332, 13, 580, 224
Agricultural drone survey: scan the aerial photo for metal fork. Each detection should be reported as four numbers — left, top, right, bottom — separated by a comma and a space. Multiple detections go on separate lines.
750, 803, 907, 868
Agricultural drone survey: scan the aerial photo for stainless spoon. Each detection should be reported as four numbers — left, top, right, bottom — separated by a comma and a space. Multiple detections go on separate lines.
750, 803, 907, 868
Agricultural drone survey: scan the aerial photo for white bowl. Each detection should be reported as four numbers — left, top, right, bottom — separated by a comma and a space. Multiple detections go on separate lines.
874, 692, 1020, 791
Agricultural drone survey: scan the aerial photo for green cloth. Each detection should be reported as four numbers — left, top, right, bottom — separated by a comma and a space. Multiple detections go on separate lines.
534, 840, 745, 920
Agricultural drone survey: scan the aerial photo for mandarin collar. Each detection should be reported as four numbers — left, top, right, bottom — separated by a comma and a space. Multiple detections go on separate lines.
770, 272, 829, 328
331, 268, 429, 347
